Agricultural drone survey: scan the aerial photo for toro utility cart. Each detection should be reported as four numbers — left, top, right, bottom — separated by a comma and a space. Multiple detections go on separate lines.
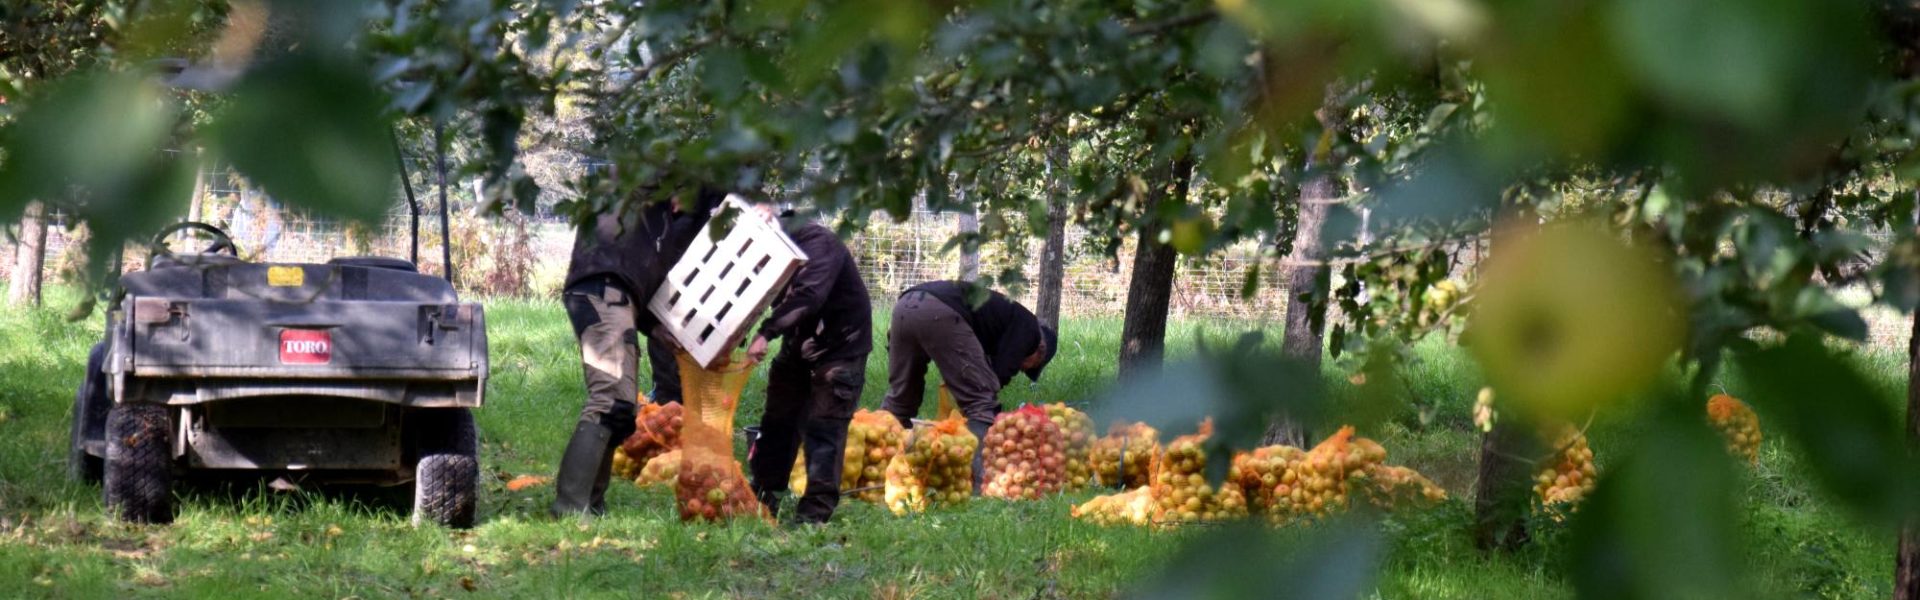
68, 60, 486, 527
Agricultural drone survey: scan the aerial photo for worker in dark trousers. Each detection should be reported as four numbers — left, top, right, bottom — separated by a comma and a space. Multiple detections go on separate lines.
744, 207, 872, 524
551, 187, 725, 517
880, 280, 1058, 488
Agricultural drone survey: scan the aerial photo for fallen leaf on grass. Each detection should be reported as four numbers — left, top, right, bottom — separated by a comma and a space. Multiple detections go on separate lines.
459, 576, 477, 592
506, 475, 550, 491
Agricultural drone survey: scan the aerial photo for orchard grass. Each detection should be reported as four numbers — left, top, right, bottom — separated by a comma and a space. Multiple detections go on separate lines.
0, 289, 1896, 598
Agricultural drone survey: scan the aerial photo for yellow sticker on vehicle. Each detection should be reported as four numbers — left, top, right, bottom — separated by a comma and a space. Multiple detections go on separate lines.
267, 266, 305, 287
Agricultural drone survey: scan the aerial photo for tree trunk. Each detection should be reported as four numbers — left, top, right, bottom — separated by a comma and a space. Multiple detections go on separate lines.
1261, 94, 1348, 448
1472, 208, 1543, 554
8, 201, 48, 307
1035, 144, 1069, 329
1898, 260, 1920, 600
957, 210, 980, 281
1472, 416, 1541, 552
1117, 149, 1196, 380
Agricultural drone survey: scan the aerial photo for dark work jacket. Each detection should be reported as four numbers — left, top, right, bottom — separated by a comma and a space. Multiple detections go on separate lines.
757, 222, 873, 364
904, 280, 1043, 387
563, 188, 725, 332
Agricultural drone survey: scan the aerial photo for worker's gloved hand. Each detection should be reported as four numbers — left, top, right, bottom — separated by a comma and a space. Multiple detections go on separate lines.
746, 335, 770, 363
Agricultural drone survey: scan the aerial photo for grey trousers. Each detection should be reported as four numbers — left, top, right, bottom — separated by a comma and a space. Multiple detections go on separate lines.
880, 290, 1002, 430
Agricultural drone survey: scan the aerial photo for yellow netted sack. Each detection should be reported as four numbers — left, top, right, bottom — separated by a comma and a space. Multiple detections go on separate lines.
1042, 404, 1096, 491
1071, 486, 1155, 527
672, 352, 768, 523
637, 449, 682, 489
790, 410, 905, 500
884, 415, 976, 515
936, 383, 958, 420
1707, 393, 1761, 465
1148, 419, 1248, 525
982, 405, 1067, 500
1092, 422, 1159, 489
612, 447, 641, 481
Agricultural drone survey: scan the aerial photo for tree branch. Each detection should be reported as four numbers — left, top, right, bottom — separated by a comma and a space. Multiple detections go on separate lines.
1125, 11, 1218, 37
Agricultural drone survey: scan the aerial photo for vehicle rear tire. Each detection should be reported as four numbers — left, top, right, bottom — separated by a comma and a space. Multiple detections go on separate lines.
104, 403, 173, 524
68, 343, 108, 483
411, 408, 478, 529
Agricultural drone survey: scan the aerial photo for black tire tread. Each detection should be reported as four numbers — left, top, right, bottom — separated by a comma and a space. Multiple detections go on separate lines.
104, 403, 173, 524
412, 409, 478, 529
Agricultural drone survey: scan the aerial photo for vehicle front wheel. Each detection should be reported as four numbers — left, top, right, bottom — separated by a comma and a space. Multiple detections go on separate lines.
411, 408, 478, 529
104, 403, 173, 524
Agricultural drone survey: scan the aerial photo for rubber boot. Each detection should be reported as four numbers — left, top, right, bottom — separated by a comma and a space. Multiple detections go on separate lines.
967, 419, 992, 494
587, 443, 616, 515
550, 421, 614, 518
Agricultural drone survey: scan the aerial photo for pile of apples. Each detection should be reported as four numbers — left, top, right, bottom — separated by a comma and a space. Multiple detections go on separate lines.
1070, 486, 1155, 527
1707, 393, 1762, 465
675, 454, 764, 522
791, 410, 905, 500
1534, 423, 1598, 510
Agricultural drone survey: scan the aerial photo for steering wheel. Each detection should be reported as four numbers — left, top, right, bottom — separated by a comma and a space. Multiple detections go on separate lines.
150, 221, 240, 259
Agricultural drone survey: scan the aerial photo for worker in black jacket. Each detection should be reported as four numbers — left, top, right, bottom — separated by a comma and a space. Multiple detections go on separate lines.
744, 208, 873, 524
551, 187, 725, 517
880, 280, 1058, 487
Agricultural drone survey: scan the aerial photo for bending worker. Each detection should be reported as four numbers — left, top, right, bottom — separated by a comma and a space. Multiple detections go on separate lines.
744, 207, 872, 524
880, 280, 1058, 486
552, 188, 724, 517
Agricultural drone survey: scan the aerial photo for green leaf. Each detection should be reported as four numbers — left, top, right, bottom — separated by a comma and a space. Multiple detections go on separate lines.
207, 54, 398, 223
0, 71, 189, 250
1733, 336, 1918, 527
1569, 402, 1742, 599
1128, 520, 1381, 600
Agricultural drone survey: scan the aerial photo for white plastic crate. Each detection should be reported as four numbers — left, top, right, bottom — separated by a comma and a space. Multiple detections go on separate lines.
649, 195, 810, 369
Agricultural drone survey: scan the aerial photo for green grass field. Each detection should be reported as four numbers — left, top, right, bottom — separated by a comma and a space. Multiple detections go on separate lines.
0, 288, 1900, 598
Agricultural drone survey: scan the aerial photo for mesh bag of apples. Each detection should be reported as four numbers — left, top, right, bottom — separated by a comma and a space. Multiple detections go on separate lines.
790, 409, 905, 501
612, 402, 685, 482
636, 449, 682, 489
1147, 419, 1249, 525
1092, 422, 1159, 489
1707, 393, 1761, 465
884, 415, 977, 514
672, 353, 768, 523
1042, 404, 1096, 492
981, 405, 1068, 500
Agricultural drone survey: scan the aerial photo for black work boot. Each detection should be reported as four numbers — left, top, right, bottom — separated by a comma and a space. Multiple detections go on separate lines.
966, 419, 992, 494
550, 421, 614, 518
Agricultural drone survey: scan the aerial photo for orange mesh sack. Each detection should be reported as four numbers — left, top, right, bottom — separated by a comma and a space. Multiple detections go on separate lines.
1147, 419, 1248, 525
1352, 464, 1447, 509
1071, 486, 1155, 527
672, 352, 768, 523
1042, 404, 1096, 491
636, 449, 683, 489
1534, 423, 1597, 512
1229, 445, 1307, 515
982, 405, 1067, 500
791, 410, 905, 500
1092, 422, 1159, 489
620, 402, 685, 471
883, 415, 977, 515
